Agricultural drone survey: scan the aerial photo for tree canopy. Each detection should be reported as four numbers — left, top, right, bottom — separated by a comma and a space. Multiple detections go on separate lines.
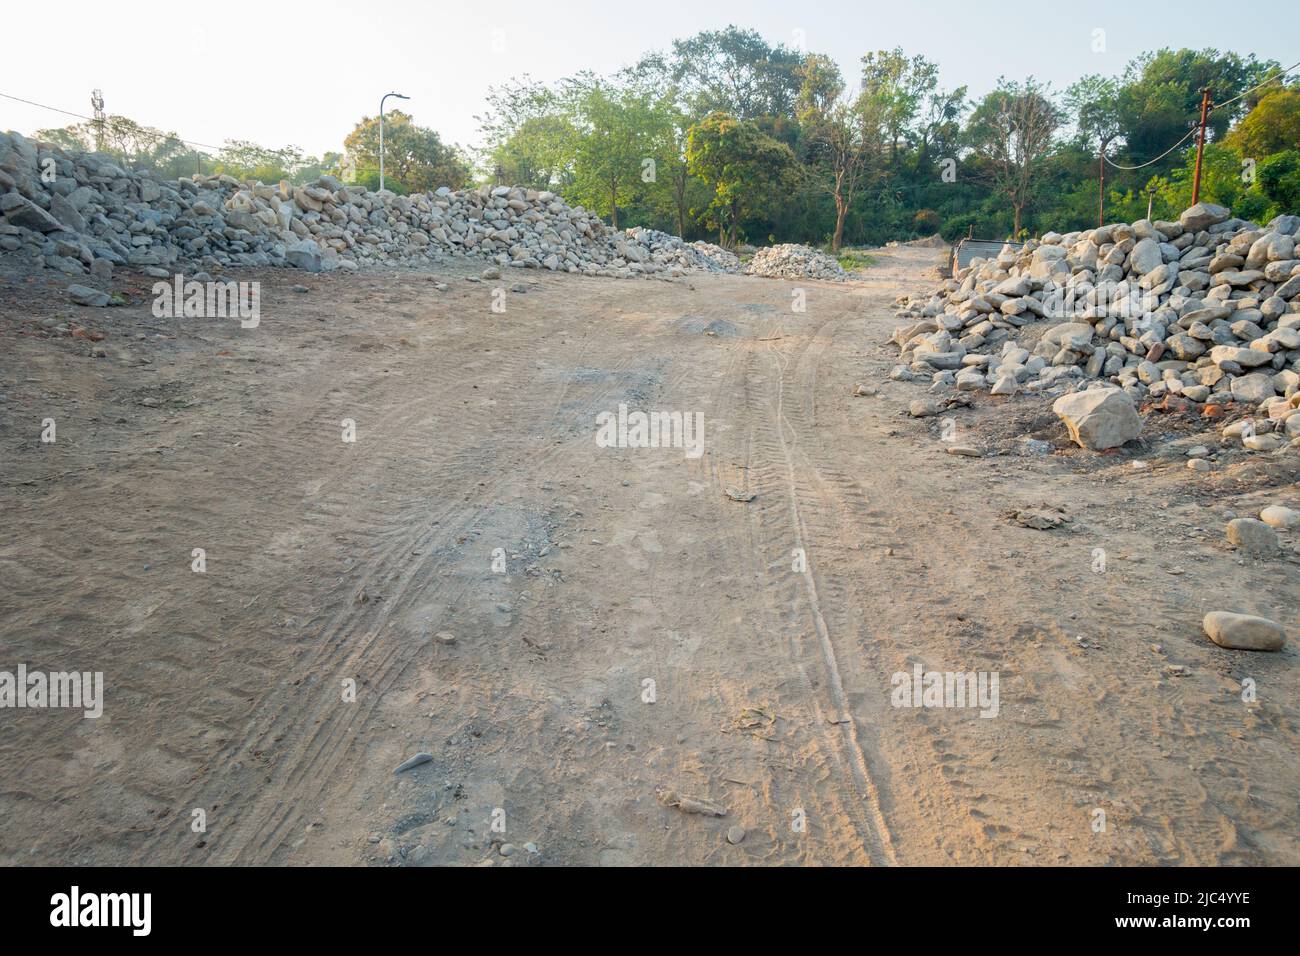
476, 30, 1293, 248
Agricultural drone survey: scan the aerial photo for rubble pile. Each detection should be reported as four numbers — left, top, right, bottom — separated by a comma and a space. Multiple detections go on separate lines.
889, 202, 1300, 449
622, 226, 739, 274
0, 130, 739, 281
744, 243, 849, 281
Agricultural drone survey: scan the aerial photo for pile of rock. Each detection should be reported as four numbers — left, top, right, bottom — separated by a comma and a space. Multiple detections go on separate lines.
0, 130, 740, 281
889, 202, 1300, 447
622, 226, 739, 274
745, 243, 849, 281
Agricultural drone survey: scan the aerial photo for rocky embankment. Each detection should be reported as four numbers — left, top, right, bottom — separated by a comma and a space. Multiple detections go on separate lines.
0, 130, 738, 281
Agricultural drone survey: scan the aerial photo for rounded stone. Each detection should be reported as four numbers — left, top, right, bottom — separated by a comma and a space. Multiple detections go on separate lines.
1226, 518, 1277, 555
1203, 612, 1286, 652
1259, 505, 1298, 530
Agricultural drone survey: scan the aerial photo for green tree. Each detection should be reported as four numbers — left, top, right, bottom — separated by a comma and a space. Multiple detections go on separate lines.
1065, 74, 1122, 149
913, 84, 967, 171
1226, 86, 1300, 158
1116, 49, 1277, 166
661, 25, 804, 119
212, 140, 316, 183
567, 80, 670, 229
796, 55, 871, 251
859, 49, 939, 166
641, 94, 707, 239
967, 78, 1061, 235
1257, 151, 1300, 212
686, 111, 795, 247
343, 110, 470, 192
478, 76, 577, 189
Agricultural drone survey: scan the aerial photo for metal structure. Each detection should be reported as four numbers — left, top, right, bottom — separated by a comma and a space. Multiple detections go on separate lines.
90, 89, 105, 152
379, 91, 409, 192
949, 236, 1025, 277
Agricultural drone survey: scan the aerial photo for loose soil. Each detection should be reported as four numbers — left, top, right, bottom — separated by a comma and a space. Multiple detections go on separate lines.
1, 246, 1296, 866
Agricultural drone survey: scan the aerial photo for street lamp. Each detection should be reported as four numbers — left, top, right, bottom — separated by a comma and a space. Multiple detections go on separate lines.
379, 91, 409, 192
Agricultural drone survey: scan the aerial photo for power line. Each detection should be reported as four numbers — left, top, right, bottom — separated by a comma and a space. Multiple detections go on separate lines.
1100, 58, 1299, 173
1211, 58, 1300, 112
1102, 126, 1198, 171
0, 90, 225, 152
0, 90, 92, 122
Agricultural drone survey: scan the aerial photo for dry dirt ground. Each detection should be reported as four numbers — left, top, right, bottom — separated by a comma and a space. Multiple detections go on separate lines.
1, 245, 1297, 866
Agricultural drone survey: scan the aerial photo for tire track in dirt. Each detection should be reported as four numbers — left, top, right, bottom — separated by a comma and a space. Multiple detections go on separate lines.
759, 309, 896, 865
648, 290, 897, 865
128, 305, 559, 861
767, 295, 995, 864
150, 286, 682, 863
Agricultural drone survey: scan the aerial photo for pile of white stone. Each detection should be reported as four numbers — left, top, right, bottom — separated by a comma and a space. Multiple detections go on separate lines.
889, 202, 1300, 444
622, 226, 739, 274
0, 130, 740, 281
745, 243, 849, 281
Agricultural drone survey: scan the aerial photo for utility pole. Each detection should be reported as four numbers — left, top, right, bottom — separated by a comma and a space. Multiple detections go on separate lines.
1098, 134, 1114, 228
90, 89, 105, 152
379, 91, 409, 192
1191, 87, 1212, 205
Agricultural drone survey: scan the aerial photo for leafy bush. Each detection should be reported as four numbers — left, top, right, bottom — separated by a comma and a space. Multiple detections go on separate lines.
1258, 151, 1300, 213
354, 168, 408, 195
912, 209, 941, 234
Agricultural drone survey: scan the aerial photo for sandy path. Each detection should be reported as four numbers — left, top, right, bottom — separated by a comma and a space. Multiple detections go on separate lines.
0, 246, 1296, 865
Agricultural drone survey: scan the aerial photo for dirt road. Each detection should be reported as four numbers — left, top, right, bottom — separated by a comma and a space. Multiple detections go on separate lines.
1, 246, 1297, 866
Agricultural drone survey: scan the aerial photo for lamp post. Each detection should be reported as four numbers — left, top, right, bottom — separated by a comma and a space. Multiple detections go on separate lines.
379, 91, 409, 192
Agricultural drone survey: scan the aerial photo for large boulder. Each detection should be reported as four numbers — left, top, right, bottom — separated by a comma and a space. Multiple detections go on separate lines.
1203, 612, 1287, 652
66, 283, 109, 307
49, 192, 87, 233
1245, 232, 1294, 270
1210, 345, 1272, 368
1129, 237, 1163, 275
1226, 517, 1277, 556
284, 238, 323, 272
1052, 387, 1142, 450
1230, 373, 1276, 404
1260, 505, 1299, 530
1043, 322, 1094, 350
1, 191, 61, 232
1179, 202, 1230, 232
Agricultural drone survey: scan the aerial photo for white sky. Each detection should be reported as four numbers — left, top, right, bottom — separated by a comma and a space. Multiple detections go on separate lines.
2, 0, 1294, 162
